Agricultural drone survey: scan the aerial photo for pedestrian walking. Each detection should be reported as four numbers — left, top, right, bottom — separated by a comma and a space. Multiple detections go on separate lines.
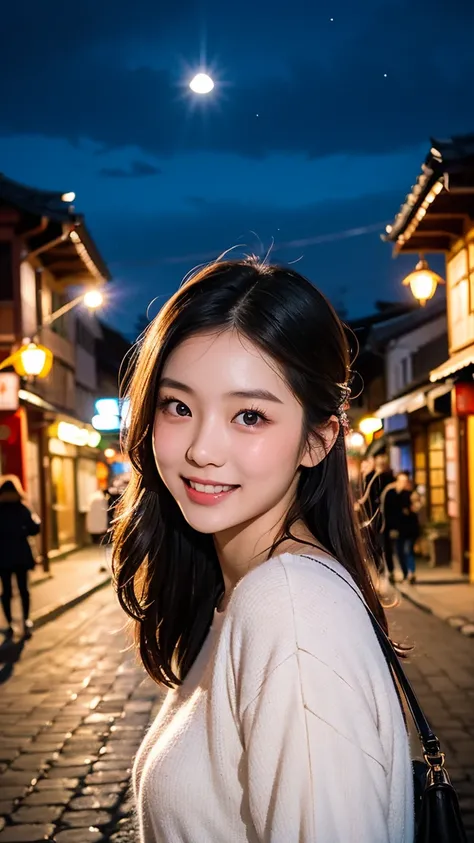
381, 471, 417, 583
86, 487, 110, 572
113, 259, 414, 842
86, 488, 109, 544
396, 484, 421, 584
0, 475, 40, 640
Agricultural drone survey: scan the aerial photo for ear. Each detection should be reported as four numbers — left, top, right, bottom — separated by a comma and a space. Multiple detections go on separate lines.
300, 415, 340, 469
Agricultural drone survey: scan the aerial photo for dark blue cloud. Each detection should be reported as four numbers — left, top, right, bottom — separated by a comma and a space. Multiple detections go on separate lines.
99, 160, 161, 178
0, 0, 471, 159
99, 188, 426, 338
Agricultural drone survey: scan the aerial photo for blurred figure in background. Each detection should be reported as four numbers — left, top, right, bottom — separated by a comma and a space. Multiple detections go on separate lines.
356, 453, 395, 576
359, 457, 375, 512
0, 475, 40, 640
86, 488, 109, 573
381, 472, 419, 583
86, 488, 109, 545
397, 480, 421, 585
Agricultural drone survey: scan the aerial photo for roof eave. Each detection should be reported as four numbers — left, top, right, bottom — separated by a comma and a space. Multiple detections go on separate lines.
383, 133, 474, 253
382, 159, 444, 247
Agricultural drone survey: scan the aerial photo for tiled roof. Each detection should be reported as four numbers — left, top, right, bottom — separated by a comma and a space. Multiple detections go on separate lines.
384, 133, 474, 244
0, 173, 110, 281
0, 172, 75, 222
368, 295, 447, 346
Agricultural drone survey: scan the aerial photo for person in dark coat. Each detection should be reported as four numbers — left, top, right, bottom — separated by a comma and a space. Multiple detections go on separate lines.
0, 476, 41, 639
381, 472, 419, 583
396, 486, 421, 585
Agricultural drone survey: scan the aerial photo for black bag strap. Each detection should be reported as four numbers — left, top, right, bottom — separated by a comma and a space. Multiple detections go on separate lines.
300, 555, 441, 757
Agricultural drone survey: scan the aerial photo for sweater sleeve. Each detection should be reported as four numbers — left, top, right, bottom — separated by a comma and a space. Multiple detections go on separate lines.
240, 652, 391, 842
229, 559, 391, 842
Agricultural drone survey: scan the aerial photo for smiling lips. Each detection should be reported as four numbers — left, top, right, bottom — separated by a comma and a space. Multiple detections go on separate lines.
182, 476, 240, 506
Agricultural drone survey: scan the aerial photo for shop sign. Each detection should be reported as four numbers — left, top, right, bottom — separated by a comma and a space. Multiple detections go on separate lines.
92, 397, 130, 432
0, 373, 20, 411
51, 421, 101, 448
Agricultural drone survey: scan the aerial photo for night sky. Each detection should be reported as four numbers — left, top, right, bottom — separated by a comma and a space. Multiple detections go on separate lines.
0, 0, 472, 338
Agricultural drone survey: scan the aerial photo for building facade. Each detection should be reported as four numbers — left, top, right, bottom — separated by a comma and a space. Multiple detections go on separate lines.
384, 134, 474, 579
0, 173, 111, 565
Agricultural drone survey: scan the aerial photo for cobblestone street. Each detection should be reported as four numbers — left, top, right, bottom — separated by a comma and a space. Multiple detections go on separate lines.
389, 597, 474, 840
0, 585, 164, 843
0, 583, 473, 842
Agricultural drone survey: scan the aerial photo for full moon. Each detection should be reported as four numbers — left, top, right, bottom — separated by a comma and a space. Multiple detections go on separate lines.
189, 73, 215, 94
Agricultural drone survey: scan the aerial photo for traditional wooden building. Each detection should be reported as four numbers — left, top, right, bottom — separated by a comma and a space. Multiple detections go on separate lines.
0, 173, 110, 564
384, 134, 474, 579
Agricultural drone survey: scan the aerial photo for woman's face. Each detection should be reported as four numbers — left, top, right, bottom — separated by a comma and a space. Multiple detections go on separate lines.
153, 330, 315, 538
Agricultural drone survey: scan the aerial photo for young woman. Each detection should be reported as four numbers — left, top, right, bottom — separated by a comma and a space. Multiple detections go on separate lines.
0, 475, 40, 639
113, 259, 413, 843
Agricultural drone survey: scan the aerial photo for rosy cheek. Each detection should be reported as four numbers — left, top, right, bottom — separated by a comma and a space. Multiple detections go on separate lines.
153, 417, 183, 464
238, 430, 293, 473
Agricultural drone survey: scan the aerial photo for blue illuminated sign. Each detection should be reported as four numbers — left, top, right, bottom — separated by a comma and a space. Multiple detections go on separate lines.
92, 397, 130, 433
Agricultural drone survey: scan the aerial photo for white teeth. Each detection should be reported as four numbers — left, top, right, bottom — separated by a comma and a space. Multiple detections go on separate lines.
189, 481, 234, 494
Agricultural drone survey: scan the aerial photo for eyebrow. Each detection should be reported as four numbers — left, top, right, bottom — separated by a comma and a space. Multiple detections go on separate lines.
159, 377, 283, 404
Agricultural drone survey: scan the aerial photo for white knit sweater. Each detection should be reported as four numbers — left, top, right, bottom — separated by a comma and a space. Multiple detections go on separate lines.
133, 553, 414, 842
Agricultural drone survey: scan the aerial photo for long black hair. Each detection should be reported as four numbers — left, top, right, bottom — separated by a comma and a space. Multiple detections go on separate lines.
112, 258, 387, 688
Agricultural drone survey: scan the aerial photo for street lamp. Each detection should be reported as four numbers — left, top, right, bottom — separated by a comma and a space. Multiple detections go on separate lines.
83, 289, 104, 310
14, 343, 53, 378
42, 287, 104, 327
0, 288, 104, 378
0, 342, 52, 378
359, 416, 383, 445
402, 257, 445, 306
347, 431, 365, 451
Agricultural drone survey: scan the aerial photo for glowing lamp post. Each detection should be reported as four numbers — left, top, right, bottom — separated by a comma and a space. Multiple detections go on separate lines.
359, 416, 383, 445
347, 431, 365, 452
42, 287, 104, 326
83, 289, 104, 310
15, 343, 53, 378
402, 258, 445, 306
0, 341, 53, 379
0, 286, 104, 382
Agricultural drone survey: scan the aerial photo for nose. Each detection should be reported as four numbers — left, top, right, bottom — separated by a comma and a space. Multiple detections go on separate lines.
186, 415, 226, 468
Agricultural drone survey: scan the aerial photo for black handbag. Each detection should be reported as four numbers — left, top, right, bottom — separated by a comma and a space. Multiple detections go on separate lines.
303, 557, 468, 843
368, 611, 467, 843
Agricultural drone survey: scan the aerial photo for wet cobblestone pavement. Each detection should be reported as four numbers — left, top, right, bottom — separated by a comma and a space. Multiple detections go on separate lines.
0, 584, 473, 841
0, 586, 164, 842
390, 597, 474, 841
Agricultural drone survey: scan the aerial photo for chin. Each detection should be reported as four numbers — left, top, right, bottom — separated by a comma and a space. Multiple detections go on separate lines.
175, 501, 242, 536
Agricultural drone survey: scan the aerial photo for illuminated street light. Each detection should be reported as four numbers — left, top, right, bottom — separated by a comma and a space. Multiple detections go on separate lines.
402, 257, 445, 306
347, 431, 365, 451
18, 343, 49, 377
0, 286, 105, 381
83, 289, 104, 310
359, 416, 383, 437
43, 287, 105, 326
0, 341, 52, 378
189, 72, 215, 94
61, 192, 76, 203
